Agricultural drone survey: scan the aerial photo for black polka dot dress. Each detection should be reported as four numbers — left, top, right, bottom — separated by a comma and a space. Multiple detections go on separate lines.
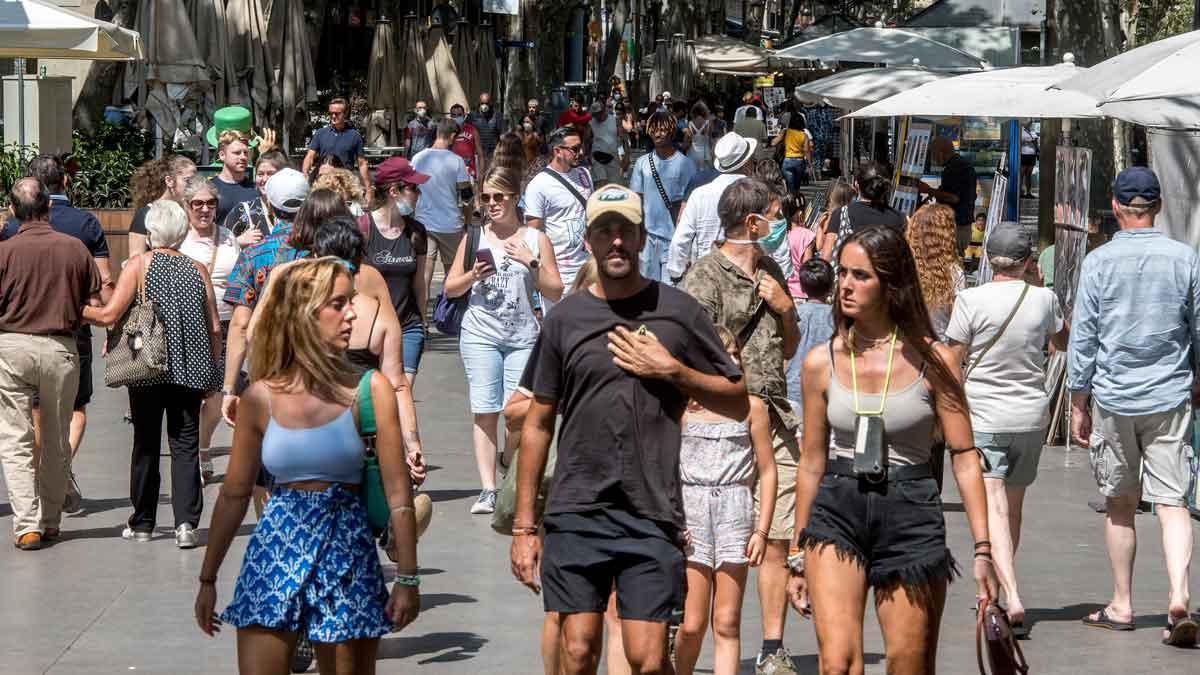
131, 252, 221, 392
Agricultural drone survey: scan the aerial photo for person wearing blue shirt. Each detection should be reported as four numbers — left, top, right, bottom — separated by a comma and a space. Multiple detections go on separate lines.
302, 97, 371, 200
630, 112, 696, 282
1068, 167, 1200, 645
2, 155, 114, 514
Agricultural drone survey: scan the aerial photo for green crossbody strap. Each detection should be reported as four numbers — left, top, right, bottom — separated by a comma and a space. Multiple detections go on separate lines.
356, 369, 377, 438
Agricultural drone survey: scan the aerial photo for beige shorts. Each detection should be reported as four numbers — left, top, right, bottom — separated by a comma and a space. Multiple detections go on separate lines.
1090, 401, 1193, 507
755, 420, 800, 540
426, 230, 464, 276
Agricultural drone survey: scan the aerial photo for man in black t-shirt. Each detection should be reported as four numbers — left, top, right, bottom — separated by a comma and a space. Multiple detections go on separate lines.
510, 184, 747, 674
212, 130, 260, 228
919, 136, 978, 252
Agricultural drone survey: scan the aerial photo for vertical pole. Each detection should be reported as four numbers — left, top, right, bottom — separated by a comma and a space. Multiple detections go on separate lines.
16, 57, 26, 147
1006, 119, 1020, 221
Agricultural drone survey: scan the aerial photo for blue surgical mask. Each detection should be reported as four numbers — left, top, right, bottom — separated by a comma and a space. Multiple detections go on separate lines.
452, 115, 466, 125
396, 199, 415, 217
758, 217, 789, 253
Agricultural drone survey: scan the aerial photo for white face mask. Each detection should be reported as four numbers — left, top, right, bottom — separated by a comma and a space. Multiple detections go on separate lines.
396, 199, 415, 217
452, 115, 466, 125
523, 122, 533, 131
415, 108, 427, 118
479, 104, 490, 113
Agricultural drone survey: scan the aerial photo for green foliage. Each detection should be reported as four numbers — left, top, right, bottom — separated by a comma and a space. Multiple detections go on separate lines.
1134, 0, 1196, 43
66, 123, 152, 210
0, 143, 38, 206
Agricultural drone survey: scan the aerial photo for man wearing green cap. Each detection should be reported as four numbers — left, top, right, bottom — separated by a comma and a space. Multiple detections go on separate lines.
207, 107, 261, 227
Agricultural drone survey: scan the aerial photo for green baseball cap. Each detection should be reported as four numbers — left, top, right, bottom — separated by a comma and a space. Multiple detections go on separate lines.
206, 106, 260, 149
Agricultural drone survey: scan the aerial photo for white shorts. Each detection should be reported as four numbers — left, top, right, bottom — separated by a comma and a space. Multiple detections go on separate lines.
682, 483, 753, 569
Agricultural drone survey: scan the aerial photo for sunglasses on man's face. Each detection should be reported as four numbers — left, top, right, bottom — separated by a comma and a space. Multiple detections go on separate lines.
559, 144, 584, 154
479, 193, 514, 205
190, 199, 217, 211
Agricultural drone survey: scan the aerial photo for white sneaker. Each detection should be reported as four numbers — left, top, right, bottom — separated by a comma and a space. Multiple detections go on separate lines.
469, 489, 497, 515
122, 526, 152, 542
175, 524, 198, 549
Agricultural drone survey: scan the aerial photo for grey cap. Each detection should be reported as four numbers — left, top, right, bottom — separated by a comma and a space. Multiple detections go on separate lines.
986, 221, 1032, 261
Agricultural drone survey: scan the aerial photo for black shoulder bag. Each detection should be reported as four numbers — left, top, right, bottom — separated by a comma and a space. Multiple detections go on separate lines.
539, 167, 588, 209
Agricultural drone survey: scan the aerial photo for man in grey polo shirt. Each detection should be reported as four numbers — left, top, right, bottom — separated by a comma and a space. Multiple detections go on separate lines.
1069, 167, 1200, 646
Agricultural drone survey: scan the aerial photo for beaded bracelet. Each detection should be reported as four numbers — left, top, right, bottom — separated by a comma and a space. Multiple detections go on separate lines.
394, 574, 420, 588
974, 540, 992, 549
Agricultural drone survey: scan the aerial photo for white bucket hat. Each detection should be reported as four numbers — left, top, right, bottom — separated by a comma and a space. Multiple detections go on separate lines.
712, 132, 758, 173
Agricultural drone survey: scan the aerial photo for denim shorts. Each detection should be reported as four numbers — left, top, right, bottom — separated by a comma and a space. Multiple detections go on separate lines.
401, 322, 426, 374
459, 332, 533, 414
976, 430, 1045, 487
799, 473, 957, 589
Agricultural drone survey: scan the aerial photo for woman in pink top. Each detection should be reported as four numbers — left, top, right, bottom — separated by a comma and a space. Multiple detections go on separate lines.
783, 192, 817, 298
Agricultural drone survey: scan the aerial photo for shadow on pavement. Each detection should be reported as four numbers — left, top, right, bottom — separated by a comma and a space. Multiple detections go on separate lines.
378, 631, 488, 663
424, 488, 483, 503
1026, 602, 1104, 632
734, 651, 883, 672
418, 592, 479, 612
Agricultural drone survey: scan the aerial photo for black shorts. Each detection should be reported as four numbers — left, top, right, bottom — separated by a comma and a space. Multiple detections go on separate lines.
1020, 154, 1037, 168
542, 510, 685, 622
73, 328, 93, 410
798, 471, 957, 589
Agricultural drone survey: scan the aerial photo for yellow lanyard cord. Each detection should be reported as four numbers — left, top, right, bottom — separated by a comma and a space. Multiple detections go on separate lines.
848, 327, 898, 416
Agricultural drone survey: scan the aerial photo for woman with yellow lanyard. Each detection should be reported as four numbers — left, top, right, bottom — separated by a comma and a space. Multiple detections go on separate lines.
772, 112, 813, 193
785, 225, 998, 672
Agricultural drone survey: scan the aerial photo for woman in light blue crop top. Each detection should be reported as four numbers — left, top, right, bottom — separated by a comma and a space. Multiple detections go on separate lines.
786, 226, 998, 671
194, 258, 421, 672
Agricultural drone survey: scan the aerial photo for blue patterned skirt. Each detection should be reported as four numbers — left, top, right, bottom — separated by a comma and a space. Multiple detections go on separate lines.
220, 484, 392, 642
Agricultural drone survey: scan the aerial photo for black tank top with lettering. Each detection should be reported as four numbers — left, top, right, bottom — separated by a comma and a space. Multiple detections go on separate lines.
365, 215, 428, 328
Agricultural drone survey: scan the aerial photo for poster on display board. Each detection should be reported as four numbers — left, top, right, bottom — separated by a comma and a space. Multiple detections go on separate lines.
975, 158, 1009, 284
483, 0, 519, 14
762, 87, 786, 111
891, 186, 921, 215
900, 122, 933, 178
1053, 146, 1092, 324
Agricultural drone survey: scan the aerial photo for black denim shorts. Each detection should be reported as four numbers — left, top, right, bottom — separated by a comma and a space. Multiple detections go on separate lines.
799, 473, 958, 589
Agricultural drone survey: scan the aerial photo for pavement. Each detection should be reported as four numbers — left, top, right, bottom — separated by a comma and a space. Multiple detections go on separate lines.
3, 330, 1200, 674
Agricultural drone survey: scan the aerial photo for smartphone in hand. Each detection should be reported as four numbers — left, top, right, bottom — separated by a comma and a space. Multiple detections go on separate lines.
475, 248, 496, 268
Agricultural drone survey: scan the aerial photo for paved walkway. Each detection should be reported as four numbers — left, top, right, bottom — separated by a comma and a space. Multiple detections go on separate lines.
2, 328, 1199, 674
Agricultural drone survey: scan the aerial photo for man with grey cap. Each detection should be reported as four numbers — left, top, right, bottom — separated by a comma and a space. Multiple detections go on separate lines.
945, 221, 1067, 634
1068, 166, 1200, 646
588, 100, 625, 187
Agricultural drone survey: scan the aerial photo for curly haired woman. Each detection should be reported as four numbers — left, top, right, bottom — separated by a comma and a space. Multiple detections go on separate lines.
906, 204, 964, 342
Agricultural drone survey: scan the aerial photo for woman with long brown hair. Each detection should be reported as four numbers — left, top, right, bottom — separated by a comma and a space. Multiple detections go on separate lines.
907, 204, 965, 341
815, 178, 855, 261
787, 225, 996, 674
128, 155, 197, 255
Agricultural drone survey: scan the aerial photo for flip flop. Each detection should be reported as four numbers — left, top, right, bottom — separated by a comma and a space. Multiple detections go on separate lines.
1162, 617, 1199, 647
1082, 608, 1135, 631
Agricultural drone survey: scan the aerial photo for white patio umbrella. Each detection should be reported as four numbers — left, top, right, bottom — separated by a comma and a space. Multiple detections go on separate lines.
693, 34, 774, 75
1052, 29, 1200, 104
0, 0, 142, 60
774, 27, 988, 71
794, 65, 953, 111
845, 61, 1102, 120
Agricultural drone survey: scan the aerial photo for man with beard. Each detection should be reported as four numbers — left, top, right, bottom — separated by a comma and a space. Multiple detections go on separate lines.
212, 131, 260, 227
511, 184, 748, 675
523, 127, 594, 307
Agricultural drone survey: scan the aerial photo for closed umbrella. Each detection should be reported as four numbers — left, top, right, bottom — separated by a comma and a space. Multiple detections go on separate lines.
226, 0, 274, 124
1052, 29, 1200, 104
452, 19, 475, 104
123, 0, 208, 145
474, 21, 496, 98
669, 34, 686, 98
187, 0, 236, 110
398, 13, 432, 114
267, 0, 316, 138
649, 39, 668, 99
425, 19, 466, 112
367, 16, 402, 145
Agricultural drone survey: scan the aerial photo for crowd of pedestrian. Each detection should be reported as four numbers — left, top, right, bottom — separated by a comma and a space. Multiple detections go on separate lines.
1, 81, 1197, 675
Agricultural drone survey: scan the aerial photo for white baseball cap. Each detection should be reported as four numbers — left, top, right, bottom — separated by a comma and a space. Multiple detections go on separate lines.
265, 168, 309, 213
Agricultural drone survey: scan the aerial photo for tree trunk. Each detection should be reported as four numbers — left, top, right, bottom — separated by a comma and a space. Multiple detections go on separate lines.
73, 0, 137, 132
503, 1, 539, 123
598, 0, 631, 84
1055, 0, 1120, 212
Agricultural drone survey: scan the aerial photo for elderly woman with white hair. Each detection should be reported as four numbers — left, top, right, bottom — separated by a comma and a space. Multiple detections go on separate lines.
83, 199, 222, 549
177, 176, 241, 482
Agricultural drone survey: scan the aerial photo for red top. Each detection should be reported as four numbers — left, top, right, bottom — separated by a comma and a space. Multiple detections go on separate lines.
557, 109, 592, 129
451, 123, 479, 177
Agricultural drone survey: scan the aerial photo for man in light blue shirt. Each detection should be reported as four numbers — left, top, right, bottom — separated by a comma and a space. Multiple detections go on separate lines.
1067, 167, 1200, 645
630, 111, 696, 282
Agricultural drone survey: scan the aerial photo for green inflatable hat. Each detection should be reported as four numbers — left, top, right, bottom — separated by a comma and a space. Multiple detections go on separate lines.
206, 106, 260, 148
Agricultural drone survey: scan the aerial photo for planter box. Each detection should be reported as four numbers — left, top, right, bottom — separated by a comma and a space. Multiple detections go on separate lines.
91, 208, 135, 270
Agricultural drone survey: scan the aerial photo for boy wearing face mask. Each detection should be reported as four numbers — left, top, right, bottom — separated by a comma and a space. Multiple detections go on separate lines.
467, 92, 505, 159
405, 101, 436, 158
449, 103, 485, 182
681, 178, 802, 674
368, 157, 433, 381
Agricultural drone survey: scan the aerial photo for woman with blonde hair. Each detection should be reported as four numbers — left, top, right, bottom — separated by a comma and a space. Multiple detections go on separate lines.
195, 257, 420, 673
313, 168, 367, 214
443, 166, 563, 515
906, 204, 965, 341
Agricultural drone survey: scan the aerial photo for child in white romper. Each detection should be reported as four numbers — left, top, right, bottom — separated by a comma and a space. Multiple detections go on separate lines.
674, 326, 779, 675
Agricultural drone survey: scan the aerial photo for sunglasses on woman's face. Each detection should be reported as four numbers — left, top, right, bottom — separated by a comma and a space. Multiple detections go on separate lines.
479, 193, 513, 205
189, 199, 217, 211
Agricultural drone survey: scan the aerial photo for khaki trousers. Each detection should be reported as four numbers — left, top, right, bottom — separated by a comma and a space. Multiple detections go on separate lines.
0, 333, 79, 537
